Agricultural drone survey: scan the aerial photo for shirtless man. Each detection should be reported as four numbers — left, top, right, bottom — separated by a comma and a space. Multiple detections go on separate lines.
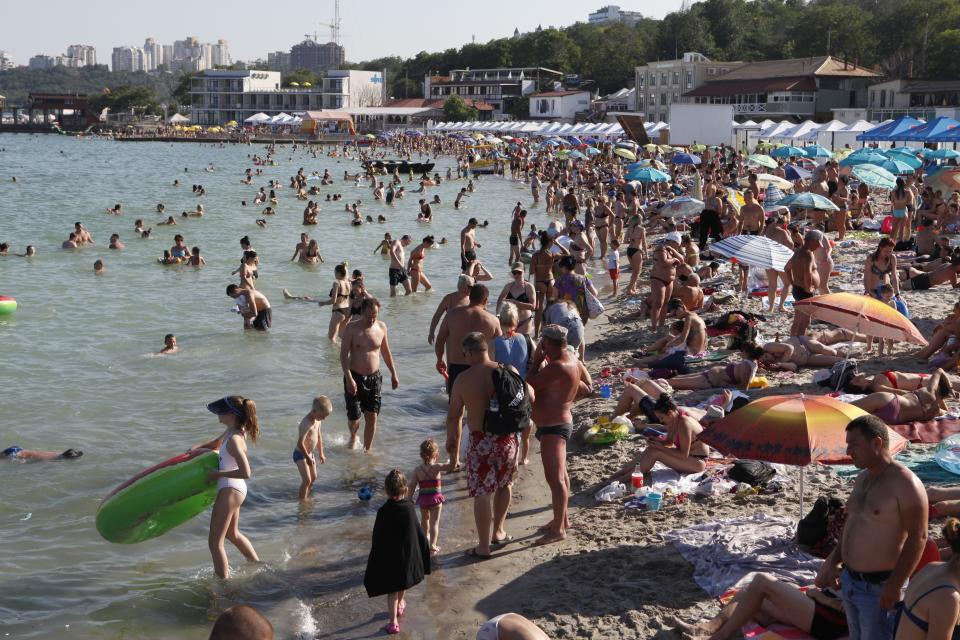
648, 235, 685, 332
339, 298, 400, 451
435, 284, 502, 400
508, 208, 525, 266
815, 415, 927, 640
290, 233, 309, 262
738, 190, 764, 235
901, 254, 960, 291
781, 231, 821, 336
526, 325, 589, 546
446, 332, 532, 558
460, 218, 481, 273
762, 214, 794, 312
74, 222, 93, 245
226, 284, 271, 331
674, 273, 704, 312
427, 274, 473, 345
698, 186, 724, 249
388, 235, 413, 297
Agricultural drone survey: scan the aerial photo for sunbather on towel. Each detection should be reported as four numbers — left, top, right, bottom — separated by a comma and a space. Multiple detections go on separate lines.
759, 335, 852, 372
672, 572, 847, 640
850, 368, 951, 424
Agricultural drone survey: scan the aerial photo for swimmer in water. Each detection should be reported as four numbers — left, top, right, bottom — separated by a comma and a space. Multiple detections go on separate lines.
109, 234, 124, 250
94, 259, 104, 274
2, 447, 83, 461
18, 245, 35, 257
188, 246, 206, 267
158, 333, 178, 355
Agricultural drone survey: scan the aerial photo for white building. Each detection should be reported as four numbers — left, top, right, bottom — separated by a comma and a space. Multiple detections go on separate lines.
190, 69, 385, 125
66, 45, 97, 67
588, 5, 643, 26
143, 38, 163, 71
0, 51, 15, 70
211, 39, 231, 67
528, 90, 592, 122
425, 67, 564, 118
112, 46, 147, 72
635, 52, 743, 122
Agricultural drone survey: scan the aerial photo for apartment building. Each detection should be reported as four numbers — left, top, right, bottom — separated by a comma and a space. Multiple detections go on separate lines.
635, 52, 743, 122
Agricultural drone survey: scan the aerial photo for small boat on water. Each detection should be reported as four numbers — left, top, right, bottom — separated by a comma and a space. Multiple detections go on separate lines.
362, 160, 435, 175
470, 159, 498, 175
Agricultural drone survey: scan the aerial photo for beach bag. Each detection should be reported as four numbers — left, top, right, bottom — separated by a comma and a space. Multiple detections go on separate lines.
817, 359, 858, 390
585, 288, 605, 319
796, 496, 846, 558
484, 365, 532, 436
728, 460, 776, 487
894, 238, 915, 252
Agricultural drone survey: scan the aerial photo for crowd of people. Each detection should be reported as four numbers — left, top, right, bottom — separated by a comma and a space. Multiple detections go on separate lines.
9, 128, 960, 639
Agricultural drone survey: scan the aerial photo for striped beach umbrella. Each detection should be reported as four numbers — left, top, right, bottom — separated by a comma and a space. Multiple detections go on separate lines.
764, 183, 786, 205
783, 165, 812, 181
672, 152, 702, 165
708, 235, 794, 271
659, 196, 704, 217
793, 292, 927, 345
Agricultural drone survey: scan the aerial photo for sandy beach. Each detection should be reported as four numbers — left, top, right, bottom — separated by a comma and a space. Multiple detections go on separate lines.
398, 228, 960, 639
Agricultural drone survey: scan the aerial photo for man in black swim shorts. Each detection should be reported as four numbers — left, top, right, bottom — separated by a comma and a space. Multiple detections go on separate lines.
339, 297, 400, 451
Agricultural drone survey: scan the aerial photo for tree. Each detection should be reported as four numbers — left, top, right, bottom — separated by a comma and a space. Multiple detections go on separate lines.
283, 68, 320, 87
927, 29, 960, 80
508, 96, 530, 120
172, 72, 196, 106
443, 94, 478, 121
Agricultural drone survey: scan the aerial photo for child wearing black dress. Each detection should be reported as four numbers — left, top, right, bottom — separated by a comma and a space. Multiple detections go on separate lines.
363, 469, 431, 635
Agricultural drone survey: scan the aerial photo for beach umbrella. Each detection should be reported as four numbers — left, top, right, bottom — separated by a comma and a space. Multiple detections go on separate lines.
775, 192, 839, 211
585, 147, 602, 156
569, 136, 584, 146
802, 145, 831, 158
567, 150, 587, 160
839, 151, 887, 167
584, 137, 601, 144
672, 152, 701, 165
770, 145, 806, 158
709, 235, 794, 271
747, 154, 778, 169
793, 292, 927, 346
764, 184, 786, 206
851, 164, 898, 190
783, 165, 812, 181
927, 148, 960, 161
658, 197, 704, 217
614, 148, 637, 161
625, 167, 670, 183
224, 120, 238, 127
885, 152, 923, 170
926, 168, 960, 195
700, 394, 907, 515
740, 173, 794, 190
887, 147, 921, 159
724, 188, 745, 212
879, 158, 917, 176
689, 143, 707, 152
831, 148, 854, 161
643, 143, 659, 152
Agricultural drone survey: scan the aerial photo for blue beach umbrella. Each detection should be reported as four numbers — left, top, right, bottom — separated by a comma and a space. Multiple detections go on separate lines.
802, 145, 831, 158
776, 193, 840, 211
880, 158, 917, 176
625, 167, 670, 182
928, 148, 960, 161
839, 151, 887, 167
783, 165, 812, 181
585, 147, 602, 156
851, 164, 898, 190
672, 152, 701, 165
770, 146, 807, 158
884, 151, 923, 169
569, 136, 584, 146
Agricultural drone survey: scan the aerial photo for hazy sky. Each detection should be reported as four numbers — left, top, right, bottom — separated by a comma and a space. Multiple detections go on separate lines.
0, 0, 688, 67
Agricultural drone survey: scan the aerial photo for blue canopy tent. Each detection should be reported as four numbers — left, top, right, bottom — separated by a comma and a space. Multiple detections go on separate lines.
857, 116, 925, 142
927, 122, 960, 144
888, 116, 960, 143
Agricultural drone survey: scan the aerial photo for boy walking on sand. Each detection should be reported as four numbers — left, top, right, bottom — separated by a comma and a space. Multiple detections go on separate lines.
295, 396, 333, 499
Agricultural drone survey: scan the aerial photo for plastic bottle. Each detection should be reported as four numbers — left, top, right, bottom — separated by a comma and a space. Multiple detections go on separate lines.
631, 465, 644, 492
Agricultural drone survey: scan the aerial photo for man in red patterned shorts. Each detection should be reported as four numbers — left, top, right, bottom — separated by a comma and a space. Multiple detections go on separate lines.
446, 332, 534, 559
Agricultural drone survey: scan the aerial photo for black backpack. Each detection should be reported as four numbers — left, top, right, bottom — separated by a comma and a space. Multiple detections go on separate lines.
728, 460, 776, 487
484, 365, 532, 436
817, 359, 858, 391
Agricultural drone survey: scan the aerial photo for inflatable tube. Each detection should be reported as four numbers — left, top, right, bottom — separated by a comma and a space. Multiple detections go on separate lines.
584, 416, 631, 445
96, 449, 219, 544
936, 435, 960, 476
0, 296, 17, 315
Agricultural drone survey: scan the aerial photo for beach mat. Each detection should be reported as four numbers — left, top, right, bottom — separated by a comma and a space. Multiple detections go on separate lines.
834, 446, 960, 484
890, 417, 960, 444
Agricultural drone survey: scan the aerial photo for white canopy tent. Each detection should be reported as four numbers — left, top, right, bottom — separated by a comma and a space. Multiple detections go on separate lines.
244, 112, 271, 124
167, 113, 190, 124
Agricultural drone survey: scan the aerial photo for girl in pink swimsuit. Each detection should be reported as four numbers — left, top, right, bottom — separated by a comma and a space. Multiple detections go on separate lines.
412, 438, 454, 556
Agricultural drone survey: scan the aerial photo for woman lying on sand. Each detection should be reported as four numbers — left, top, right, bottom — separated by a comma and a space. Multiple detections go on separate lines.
672, 572, 847, 640
850, 368, 952, 424
843, 369, 960, 395
759, 336, 851, 372
654, 342, 763, 393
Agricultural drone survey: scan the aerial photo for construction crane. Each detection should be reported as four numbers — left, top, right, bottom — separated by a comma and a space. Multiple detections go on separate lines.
317, 0, 342, 45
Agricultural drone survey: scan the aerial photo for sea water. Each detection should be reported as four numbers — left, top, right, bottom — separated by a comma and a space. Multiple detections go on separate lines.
0, 134, 559, 638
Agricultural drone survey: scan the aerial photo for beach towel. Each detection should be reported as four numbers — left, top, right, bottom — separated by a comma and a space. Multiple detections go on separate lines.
890, 416, 960, 444
662, 513, 820, 597
835, 445, 960, 484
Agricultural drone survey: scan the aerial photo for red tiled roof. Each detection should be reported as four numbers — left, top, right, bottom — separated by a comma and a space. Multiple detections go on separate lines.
385, 98, 495, 111
684, 76, 817, 97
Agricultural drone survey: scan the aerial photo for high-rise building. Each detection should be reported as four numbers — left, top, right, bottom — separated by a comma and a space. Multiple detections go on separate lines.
143, 38, 162, 71
29, 55, 57, 69
112, 46, 147, 72
66, 45, 97, 66
289, 39, 345, 72
267, 51, 291, 71
162, 45, 173, 68
587, 5, 644, 26
211, 39, 231, 67
0, 51, 16, 70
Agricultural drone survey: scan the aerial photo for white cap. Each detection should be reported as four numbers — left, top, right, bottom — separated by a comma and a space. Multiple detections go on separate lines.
665, 231, 682, 244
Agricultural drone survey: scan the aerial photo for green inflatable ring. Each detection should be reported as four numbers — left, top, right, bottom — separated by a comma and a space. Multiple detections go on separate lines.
0, 296, 17, 315
584, 422, 630, 445
96, 449, 219, 544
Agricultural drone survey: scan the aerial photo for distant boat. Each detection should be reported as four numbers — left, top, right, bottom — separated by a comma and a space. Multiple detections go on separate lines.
362, 159, 435, 175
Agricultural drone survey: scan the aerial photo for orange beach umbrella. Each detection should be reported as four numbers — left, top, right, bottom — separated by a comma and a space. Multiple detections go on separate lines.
793, 292, 927, 346
700, 394, 908, 514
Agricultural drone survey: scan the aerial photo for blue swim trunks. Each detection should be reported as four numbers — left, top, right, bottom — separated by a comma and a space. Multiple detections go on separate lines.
2, 446, 23, 457
293, 449, 311, 463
